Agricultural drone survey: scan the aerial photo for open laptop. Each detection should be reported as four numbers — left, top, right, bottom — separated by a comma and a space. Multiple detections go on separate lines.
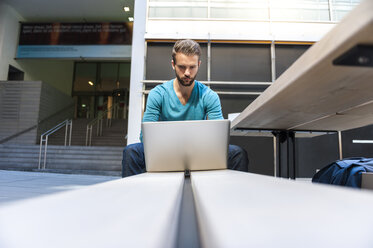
142, 119, 230, 172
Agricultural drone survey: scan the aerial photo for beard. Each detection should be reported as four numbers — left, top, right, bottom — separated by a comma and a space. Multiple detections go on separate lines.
175, 73, 196, 87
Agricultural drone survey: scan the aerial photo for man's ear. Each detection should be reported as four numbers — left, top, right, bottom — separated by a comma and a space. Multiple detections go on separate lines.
198, 60, 201, 67
171, 60, 175, 70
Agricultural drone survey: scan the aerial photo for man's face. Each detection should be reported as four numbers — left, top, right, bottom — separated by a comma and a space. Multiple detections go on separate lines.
172, 53, 201, 87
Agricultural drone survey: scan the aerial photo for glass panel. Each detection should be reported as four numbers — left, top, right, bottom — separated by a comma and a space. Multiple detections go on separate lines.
220, 95, 257, 118
210, 0, 269, 20
270, 0, 330, 21
331, 0, 361, 21
211, 43, 272, 82
146, 42, 208, 81
149, 0, 208, 18
98, 63, 118, 92
148, 0, 361, 21
76, 96, 95, 118
117, 63, 131, 119
73, 63, 97, 92
275, 44, 311, 79
73, 62, 131, 119
118, 63, 131, 89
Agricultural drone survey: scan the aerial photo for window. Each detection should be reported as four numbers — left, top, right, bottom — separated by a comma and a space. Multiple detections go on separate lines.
146, 42, 208, 81
275, 44, 311, 79
211, 43, 271, 82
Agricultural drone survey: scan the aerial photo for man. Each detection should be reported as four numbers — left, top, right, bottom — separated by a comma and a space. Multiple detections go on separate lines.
122, 39, 248, 177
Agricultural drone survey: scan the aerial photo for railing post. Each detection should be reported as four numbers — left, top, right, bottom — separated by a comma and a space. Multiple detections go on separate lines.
86, 125, 89, 146
100, 118, 103, 136
38, 135, 43, 170
97, 120, 100, 136
89, 127, 92, 146
338, 131, 343, 160
38, 119, 72, 169
69, 120, 72, 146
64, 120, 68, 146
43, 135, 48, 170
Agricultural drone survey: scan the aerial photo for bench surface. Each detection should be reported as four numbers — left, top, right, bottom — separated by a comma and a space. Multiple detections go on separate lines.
192, 170, 373, 248
0, 172, 185, 248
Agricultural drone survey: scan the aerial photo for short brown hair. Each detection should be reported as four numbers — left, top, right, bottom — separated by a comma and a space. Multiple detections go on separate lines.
172, 39, 201, 63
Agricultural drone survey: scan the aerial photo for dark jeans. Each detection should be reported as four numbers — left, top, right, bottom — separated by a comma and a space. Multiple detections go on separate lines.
122, 143, 249, 177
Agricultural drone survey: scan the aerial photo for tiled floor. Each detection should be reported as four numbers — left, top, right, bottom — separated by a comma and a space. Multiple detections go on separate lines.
0, 170, 120, 205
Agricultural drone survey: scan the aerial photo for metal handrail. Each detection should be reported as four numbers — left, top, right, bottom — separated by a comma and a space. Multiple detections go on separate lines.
141, 80, 272, 86
141, 80, 271, 96
0, 103, 74, 144
38, 119, 72, 170
85, 103, 119, 146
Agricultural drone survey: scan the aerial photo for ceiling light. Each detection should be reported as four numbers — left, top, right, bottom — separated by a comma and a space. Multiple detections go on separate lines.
128, 17, 134, 22
88, 81, 94, 86
352, 140, 373, 144
123, 6, 130, 12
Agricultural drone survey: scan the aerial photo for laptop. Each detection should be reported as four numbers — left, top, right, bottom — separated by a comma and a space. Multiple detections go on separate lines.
142, 119, 230, 172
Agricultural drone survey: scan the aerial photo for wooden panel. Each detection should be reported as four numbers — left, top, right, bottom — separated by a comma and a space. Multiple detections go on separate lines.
191, 170, 373, 248
0, 172, 185, 248
232, 0, 373, 132
296, 101, 373, 130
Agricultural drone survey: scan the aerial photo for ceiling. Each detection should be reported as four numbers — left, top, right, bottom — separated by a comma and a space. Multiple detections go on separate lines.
3, 0, 134, 22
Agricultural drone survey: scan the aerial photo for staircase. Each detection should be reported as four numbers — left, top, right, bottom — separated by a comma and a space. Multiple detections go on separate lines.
0, 118, 128, 175
48, 118, 127, 147
0, 144, 123, 176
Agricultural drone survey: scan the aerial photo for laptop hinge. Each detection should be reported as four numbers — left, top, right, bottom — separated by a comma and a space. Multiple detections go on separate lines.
184, 169, 190, 178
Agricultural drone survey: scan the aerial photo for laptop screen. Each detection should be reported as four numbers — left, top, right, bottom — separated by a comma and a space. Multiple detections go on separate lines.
142, 120, 230, 172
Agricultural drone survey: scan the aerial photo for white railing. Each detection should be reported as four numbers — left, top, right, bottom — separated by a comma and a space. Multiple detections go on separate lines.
85, 103, 120, 146
141, 80, 271, 96
38, 119, 72, 170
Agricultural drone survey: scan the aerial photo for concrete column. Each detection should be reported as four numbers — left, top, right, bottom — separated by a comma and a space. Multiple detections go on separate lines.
127, 0, 147, 145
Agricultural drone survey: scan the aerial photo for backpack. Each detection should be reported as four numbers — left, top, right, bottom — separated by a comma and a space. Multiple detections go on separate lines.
312, 157, 373, 188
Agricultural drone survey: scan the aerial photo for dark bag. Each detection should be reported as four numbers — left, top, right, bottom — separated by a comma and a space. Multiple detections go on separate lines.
312, 157, 373, 188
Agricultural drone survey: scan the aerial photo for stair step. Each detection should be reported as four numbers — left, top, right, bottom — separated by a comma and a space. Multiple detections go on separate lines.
0, 163, 39, 169
39, 169, 121, 176
45, 162, 121, 171
0, 118, 128, 175
0, 143, 124, 175
0, 150, 123, 156
0, 144, 124, 150
0, 153, 122, 160
46, 118, 127, 147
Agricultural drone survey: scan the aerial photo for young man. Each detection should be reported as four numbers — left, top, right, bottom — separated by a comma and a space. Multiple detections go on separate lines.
122, 39, 248, 177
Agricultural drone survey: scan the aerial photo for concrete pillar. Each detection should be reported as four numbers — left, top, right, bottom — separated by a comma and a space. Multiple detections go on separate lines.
127, 0, 146, 145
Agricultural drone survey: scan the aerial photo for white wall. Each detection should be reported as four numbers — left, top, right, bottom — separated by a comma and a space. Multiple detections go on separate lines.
146, 20, 336, 42
0, 3, 74, 96
18, 60, 74, 96
0, 81, 42, 144
0, 81, 73, 144
0, 2, 23, 80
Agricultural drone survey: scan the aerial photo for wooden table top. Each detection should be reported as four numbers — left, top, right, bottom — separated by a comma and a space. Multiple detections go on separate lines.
232, 0, 373, 133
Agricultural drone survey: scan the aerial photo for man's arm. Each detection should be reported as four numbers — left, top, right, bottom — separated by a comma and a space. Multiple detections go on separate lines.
205, 91, 224, 120
140, 88, 162, 141
143, 88, 162, 122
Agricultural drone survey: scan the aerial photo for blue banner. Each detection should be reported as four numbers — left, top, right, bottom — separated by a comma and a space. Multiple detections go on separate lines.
16, 45, 132, 59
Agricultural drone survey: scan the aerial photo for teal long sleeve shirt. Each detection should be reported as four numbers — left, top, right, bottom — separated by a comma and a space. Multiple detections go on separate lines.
140, 79, 223, 141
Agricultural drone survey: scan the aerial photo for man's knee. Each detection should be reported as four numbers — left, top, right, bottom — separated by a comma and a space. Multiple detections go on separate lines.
122, 143, 145, 178
123, 143, 139, 157
228, 144, 249, 172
